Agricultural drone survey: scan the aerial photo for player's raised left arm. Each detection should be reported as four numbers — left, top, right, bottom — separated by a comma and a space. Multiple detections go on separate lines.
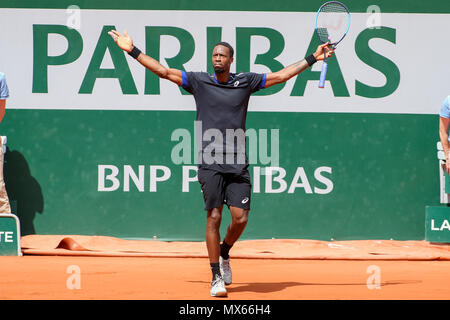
264, 42, 333, 88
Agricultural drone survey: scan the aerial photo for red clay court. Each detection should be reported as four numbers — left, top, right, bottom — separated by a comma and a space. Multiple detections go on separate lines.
0, 235, 449, 300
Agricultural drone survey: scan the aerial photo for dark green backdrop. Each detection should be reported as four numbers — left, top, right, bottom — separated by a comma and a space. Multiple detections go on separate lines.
0, 110, 440, 240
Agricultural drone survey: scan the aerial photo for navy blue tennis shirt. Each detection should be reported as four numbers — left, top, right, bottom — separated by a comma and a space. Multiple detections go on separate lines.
181, 71, 266, 173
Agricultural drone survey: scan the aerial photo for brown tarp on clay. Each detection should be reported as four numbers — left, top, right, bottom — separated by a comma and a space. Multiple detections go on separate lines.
20, 235, 450, 260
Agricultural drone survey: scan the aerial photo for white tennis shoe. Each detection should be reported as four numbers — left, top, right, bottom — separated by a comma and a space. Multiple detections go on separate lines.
220, 256, 232, 285
210, 273, 227, 297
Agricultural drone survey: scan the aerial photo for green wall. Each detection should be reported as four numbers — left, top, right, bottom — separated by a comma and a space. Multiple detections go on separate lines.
2, 0, 450, 13
1, 110, 439, 240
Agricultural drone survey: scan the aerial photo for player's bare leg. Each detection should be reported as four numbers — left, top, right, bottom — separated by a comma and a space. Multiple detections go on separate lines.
220, 206, 249, 285
206, 206, 224, 262
224, 206, 249, 246
206, 206, 227, 296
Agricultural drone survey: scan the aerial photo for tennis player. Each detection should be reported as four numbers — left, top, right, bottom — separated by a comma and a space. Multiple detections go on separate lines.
109, 29, 333, 297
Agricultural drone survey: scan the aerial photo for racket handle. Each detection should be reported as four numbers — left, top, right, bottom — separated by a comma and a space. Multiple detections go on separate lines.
318, 62, 328, 88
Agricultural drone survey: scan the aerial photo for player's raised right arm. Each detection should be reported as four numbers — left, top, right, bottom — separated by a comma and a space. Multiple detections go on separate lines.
108, 29, 183, 86
264, 42, 333, 89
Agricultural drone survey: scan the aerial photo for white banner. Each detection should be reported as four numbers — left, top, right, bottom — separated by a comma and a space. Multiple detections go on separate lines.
0, 8, 449, 114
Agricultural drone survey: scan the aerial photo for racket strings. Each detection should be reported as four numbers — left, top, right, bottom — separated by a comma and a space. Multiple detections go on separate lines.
320, 2, 348, 13
316, 2, 349, 43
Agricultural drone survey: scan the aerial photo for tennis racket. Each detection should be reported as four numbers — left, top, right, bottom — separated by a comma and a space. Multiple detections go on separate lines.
315, 1, 350, 88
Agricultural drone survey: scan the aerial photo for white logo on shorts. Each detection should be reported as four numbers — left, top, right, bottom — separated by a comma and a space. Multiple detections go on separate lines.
241, 197, 249, 204
234, 81, 239, 87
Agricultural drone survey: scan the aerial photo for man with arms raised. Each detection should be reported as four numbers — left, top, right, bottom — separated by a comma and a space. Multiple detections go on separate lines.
109, 29, 333, 297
